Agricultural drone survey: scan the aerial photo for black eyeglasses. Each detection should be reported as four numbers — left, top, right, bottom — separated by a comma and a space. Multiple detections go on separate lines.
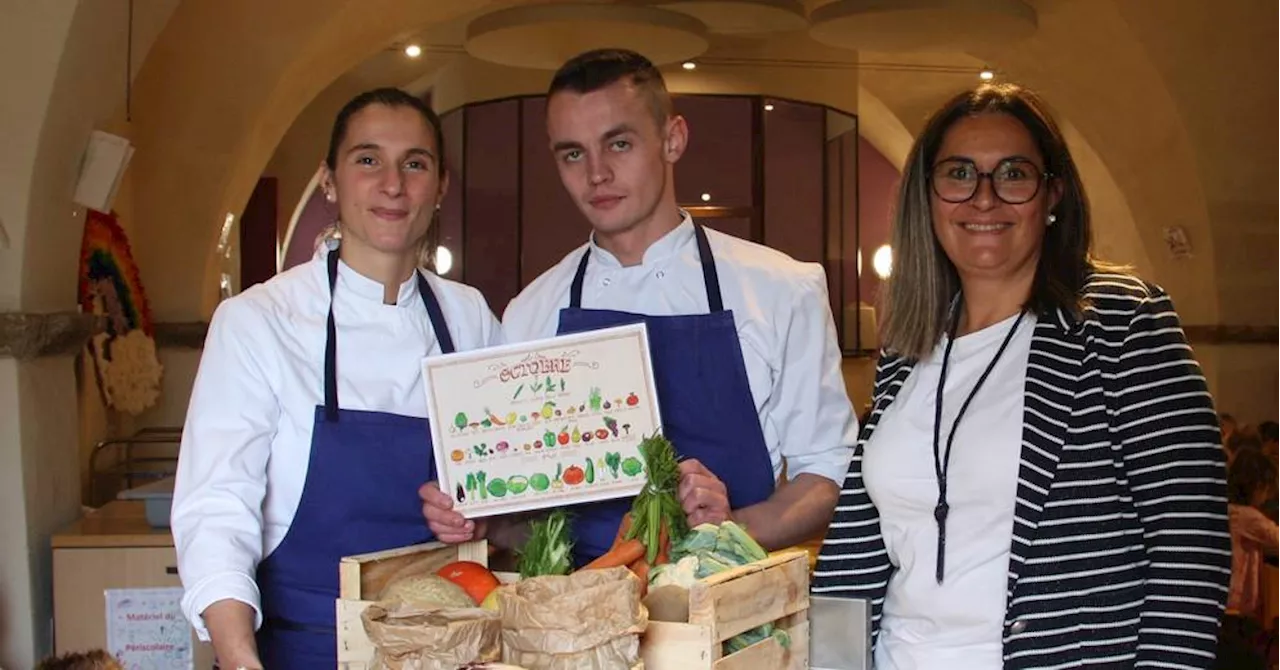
930, 158, 1051, 205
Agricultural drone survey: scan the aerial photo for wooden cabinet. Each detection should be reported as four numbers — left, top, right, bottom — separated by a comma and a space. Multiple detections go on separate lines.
52, 501, 215, 667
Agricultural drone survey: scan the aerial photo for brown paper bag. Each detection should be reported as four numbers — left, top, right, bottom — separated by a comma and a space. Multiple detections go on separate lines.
361, 601, 502, 670
499, 566, 647, 670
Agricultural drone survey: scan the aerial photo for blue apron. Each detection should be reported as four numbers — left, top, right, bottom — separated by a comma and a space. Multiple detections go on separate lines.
557, 223, 777, 565
255, 249, 451, 667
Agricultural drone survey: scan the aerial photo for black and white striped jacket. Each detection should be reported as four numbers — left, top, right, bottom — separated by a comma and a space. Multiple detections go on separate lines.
814, 274, 1231, 668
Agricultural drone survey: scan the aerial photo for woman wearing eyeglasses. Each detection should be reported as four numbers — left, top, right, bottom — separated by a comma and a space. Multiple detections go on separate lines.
813, 83, 1230, 669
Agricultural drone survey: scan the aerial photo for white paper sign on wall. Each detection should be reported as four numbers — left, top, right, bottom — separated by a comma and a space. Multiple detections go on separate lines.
105, 587, 193, 670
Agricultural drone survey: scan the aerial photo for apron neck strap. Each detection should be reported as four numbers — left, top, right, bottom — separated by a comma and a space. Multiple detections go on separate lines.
569, 223, 723, 312
324, 246, 456, 421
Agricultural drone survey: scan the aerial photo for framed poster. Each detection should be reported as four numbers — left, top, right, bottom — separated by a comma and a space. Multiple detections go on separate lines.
424, 323, 661, 518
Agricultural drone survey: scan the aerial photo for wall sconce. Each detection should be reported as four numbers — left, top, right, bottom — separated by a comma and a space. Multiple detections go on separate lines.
435, 246, 454, 275
700, 193, 711, 202
872, 244, 892, 279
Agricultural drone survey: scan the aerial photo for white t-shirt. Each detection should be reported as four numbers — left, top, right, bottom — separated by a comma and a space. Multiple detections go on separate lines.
862, 311, 1034, 669
501, 215, 857, 485
171, 245, 502, 639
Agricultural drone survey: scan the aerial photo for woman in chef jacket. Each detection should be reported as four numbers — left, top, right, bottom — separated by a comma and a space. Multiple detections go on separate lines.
170, 87, 502, 669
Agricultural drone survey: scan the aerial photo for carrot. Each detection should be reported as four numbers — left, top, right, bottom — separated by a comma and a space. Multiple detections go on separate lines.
612, 513, 633, 551
583, 538, 646, 570
628, 556, 650, 596
653, 520, 670, 566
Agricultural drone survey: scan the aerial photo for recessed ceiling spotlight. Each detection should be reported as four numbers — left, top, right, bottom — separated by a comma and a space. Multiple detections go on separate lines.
764, 103, 775, 111
979, 68, 995, 81
682, 61, 697, 70
405, 44, 423, 58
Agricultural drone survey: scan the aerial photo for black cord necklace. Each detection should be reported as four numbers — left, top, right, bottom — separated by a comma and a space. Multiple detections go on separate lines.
932, 302, 1027, 584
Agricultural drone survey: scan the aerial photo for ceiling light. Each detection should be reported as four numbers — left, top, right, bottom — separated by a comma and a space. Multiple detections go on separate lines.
700, 193, 711, 202
682, 61, 697, 70
764, 103, 775, 111
979, 68, 994, 81
434, 246, 453, 274
405, 44, 423, 58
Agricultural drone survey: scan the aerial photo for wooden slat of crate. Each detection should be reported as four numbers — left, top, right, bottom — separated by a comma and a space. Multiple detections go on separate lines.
640, 550, 810, 670
337, 540, 488, 668
689, 550, 809, 644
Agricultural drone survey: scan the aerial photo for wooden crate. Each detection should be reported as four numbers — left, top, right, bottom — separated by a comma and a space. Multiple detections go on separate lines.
336, 539, 489, 669
640, 550, 810, 670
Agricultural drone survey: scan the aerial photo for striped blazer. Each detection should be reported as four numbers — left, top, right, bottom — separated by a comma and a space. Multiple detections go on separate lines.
814, 273, 1231, 668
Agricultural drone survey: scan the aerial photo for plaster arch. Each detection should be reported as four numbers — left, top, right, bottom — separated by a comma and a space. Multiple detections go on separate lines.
116, 0, 510, 321
959, 1, 1219, 323
855, 85, 912, 170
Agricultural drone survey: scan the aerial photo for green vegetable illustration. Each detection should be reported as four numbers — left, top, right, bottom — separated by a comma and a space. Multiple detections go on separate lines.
530, 473, 551, 491
513, 383, 524, 400
589, 387, 603, 412
487, 478, 508, 498
481, 418, 492, 428
585, 458, 595, 484
560, 378, 567, 392
454, 412, 468, 430
507, 475, 529, 494
605, 452, 622, 478
543, 430, 557, 449
466, 472, 477, 498
621, 457, 643, 477
477, 470, 488, 499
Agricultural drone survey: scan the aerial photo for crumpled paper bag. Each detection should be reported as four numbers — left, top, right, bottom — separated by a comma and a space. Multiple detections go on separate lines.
361, 600, 501, 670
499, 566, 647, 670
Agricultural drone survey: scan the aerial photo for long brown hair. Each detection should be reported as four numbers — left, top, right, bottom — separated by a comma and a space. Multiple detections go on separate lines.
880, 83, 1107, 360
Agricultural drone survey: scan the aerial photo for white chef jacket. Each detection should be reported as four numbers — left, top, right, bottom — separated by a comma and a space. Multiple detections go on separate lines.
502, 214, 857, 485
862, 312, 1033, 669
171, 245, 502, 640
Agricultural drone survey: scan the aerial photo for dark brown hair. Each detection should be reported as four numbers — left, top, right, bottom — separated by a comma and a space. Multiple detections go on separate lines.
881, 83, 1114, 359
36, 650, 123, 670
325, 87, 445, 172
1227, 442, 1277, 505
548, 48, 673, 127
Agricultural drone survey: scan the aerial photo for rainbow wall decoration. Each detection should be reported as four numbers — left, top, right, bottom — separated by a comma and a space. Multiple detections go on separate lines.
78, 209, 154, 336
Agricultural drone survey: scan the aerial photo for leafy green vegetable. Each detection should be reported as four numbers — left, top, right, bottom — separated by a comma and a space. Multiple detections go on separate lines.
624, 433, 688, 563
507, 475, 529, 494
517, 509, 574, 579
487, 478, 507, 498
454, 412, 468, 429
477, 471, 487, 500
621, 457, 644, 477
530, 473, 550, 491
605, 452, 622, 478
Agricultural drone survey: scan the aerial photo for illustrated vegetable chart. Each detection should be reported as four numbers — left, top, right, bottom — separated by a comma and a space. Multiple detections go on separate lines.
424, 323, 661, 518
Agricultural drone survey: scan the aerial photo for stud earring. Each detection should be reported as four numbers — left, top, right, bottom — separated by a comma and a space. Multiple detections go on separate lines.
1047, 213, 1057, 226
